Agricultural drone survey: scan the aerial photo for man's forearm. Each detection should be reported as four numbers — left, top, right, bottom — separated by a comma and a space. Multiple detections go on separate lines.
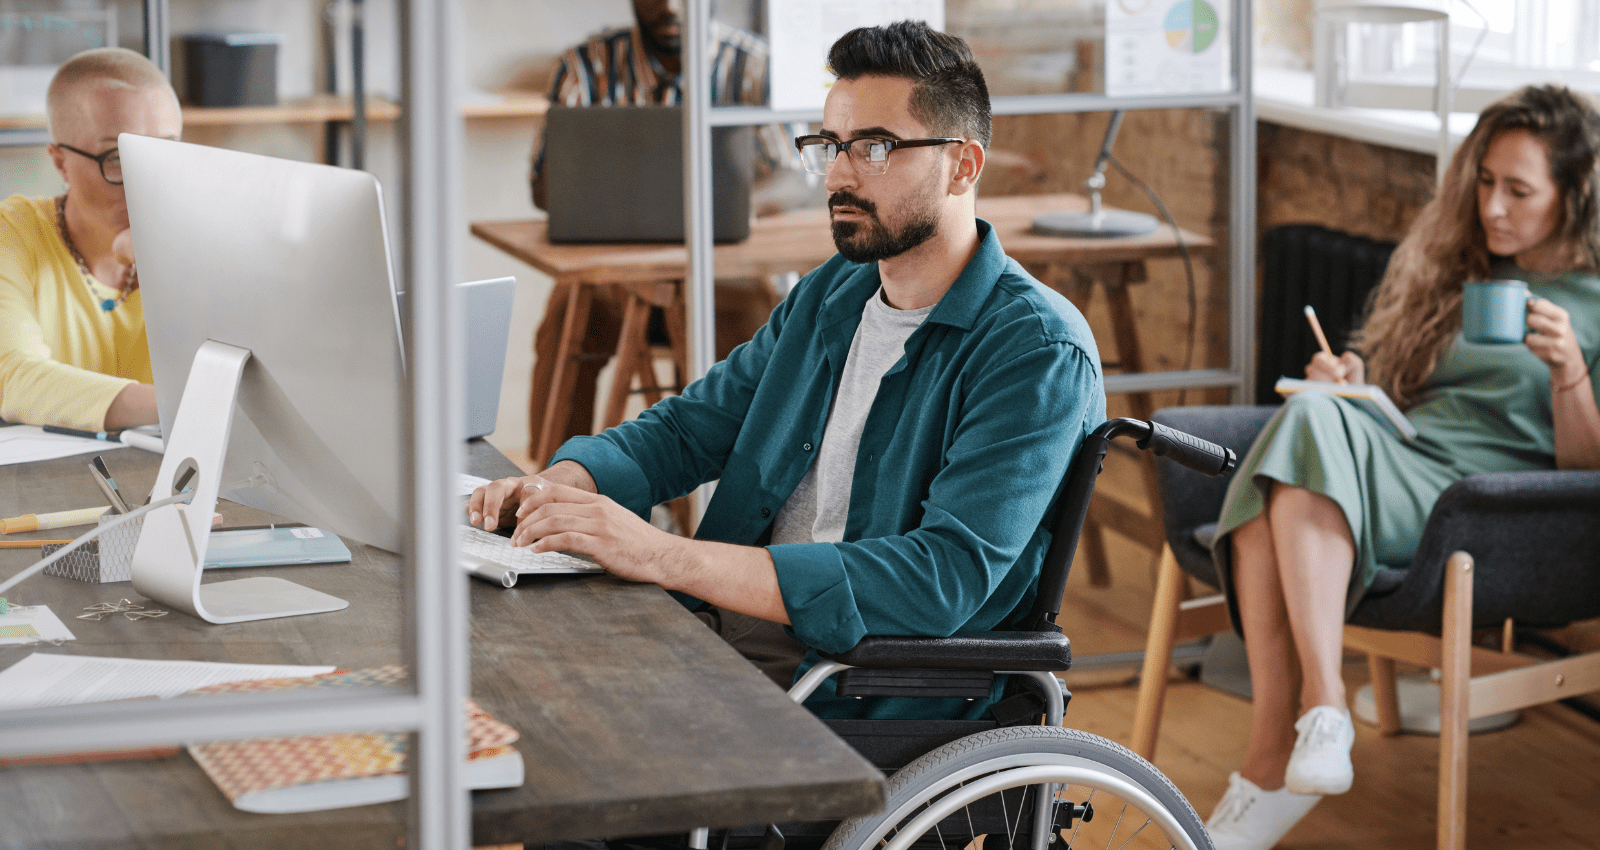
662, 537, 790, 625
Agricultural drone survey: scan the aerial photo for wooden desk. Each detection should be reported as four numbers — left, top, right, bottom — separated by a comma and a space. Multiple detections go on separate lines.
0, 442, 883, 847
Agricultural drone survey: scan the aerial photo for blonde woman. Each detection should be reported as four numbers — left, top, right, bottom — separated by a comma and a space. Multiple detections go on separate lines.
1206, 84, 1600, 850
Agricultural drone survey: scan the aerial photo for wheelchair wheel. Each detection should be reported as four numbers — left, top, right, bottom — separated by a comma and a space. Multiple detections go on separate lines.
821, 726, 1212, 850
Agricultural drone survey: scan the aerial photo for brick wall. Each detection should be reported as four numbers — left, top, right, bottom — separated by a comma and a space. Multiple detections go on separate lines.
1258, 121, 1436, 241
979, 111, 1436, 411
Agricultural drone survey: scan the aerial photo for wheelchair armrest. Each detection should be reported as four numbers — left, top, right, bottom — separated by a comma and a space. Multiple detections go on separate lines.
820, 630, 1072, 672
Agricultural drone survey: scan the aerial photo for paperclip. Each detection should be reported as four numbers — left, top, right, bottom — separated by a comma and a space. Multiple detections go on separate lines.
123, 610, 167, 621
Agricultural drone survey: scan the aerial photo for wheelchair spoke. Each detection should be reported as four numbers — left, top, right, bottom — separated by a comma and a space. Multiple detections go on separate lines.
997, 783, 1012, 846
1066, 788, 1096, 848
1111, 814, 1151, 850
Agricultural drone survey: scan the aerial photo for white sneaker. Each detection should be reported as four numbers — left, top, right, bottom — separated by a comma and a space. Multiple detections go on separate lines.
1205, 771, 1320, 850
1284, 705, 1356, 795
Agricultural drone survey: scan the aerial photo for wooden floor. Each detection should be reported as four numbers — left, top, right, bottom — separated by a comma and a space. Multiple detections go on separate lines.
1054, 447, 1600, 850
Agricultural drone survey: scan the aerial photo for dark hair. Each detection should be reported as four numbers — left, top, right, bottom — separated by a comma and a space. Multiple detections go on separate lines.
827, 20, 991, 148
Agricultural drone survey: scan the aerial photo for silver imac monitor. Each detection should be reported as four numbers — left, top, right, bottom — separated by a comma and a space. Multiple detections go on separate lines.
120, 135, 405, 623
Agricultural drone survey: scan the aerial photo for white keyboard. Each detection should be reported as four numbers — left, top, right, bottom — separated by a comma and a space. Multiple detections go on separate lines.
460, 525, 604, 586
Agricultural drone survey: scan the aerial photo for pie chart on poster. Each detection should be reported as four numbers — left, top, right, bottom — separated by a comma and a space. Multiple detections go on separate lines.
1163, 0, 1220, 53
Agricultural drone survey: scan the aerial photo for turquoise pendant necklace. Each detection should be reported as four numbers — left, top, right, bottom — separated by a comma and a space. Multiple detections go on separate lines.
55, 194, 137, 312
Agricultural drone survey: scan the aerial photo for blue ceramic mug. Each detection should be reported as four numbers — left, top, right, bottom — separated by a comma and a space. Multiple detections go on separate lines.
1462, 280, 1531, 344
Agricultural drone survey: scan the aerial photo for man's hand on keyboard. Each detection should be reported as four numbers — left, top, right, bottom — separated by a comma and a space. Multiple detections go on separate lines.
509, 477, 686, 586
470, 464, 790, 625
467, 461, 596, 534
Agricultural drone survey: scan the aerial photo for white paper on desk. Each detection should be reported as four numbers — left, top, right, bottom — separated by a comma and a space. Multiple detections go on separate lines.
0, 605, 75, 645
0, 425, 128, 466
458, 473, 492, 497
0, 653, 335, 711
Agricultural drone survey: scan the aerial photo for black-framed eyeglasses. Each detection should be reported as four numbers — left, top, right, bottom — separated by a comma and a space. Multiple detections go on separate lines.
794, 134, 963, 176
57, 143, 123, 185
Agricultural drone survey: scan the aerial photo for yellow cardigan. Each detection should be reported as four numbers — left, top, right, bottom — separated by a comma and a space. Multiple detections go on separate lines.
0, 194, 151, 430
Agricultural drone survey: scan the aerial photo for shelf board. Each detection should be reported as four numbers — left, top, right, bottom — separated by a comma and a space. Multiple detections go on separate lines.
0, 91, 547, 134
184, 94, 402, 126
462, 91, 550, 119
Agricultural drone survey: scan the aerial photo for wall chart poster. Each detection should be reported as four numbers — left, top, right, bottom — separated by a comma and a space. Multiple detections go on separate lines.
768, 0, 946, 111
1105, 0, 1230, 97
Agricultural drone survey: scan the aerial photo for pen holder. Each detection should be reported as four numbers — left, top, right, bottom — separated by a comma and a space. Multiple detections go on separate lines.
41, 513, 144, 584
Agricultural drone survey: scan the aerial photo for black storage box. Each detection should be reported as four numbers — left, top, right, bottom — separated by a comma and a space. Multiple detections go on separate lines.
182, 32, 281, 107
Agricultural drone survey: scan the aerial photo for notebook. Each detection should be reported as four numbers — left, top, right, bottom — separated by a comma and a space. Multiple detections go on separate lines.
543, 105, 755, 244
395, 277, 516, 440
1275, 377, 1418, 440
185, 667, 523, 813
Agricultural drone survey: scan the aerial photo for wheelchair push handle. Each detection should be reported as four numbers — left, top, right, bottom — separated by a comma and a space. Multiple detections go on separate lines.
1086, 417, 1237, 478
1137, 420, 1237, 477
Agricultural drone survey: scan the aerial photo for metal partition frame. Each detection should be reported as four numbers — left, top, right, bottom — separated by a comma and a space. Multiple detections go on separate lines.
683, 3, 1257, 405
0, 1, 473, 847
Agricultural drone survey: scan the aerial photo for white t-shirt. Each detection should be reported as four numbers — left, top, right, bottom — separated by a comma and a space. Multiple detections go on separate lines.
771, 286, 932, 544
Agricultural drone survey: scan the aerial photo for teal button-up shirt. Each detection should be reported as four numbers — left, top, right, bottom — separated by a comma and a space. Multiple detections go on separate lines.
553, 220, 1105, 718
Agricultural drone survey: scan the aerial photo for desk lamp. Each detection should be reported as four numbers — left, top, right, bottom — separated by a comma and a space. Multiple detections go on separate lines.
1031, 111, 1159, 239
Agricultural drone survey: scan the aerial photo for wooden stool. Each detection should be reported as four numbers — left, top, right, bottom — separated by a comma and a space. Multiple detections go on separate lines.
1038, 259, 1166, 587
529, 277, 778, 537
529, 277, 696, 536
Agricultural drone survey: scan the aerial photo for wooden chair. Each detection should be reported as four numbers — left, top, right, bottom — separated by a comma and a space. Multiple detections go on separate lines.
1131, 404, 1600, 850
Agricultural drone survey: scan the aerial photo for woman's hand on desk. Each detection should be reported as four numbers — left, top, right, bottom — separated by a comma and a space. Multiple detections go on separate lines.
1307, 350, 1365, 384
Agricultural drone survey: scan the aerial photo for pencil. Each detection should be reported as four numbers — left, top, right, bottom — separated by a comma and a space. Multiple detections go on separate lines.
0, 540, 73, 548
1304, 305, 1345, 384
0, 506, 109, 534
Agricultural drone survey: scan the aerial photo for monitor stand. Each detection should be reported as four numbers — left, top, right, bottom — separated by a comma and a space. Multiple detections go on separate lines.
130, 341, 349, 623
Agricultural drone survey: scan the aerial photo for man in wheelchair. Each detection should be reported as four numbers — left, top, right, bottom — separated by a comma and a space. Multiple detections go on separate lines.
471, 19, 1105, 726
469, 19, 1241, 850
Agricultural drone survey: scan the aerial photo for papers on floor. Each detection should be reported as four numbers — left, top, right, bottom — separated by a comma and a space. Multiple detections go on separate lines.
0, 605, 75, 645
0, 652, 335, 711
0, 425, 127, 466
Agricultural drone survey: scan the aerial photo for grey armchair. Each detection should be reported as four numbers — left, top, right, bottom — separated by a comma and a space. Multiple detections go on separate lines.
1130, 404, 1600, 850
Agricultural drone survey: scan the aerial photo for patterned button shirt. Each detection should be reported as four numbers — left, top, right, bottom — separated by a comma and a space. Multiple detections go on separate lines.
530, 21, 794, 191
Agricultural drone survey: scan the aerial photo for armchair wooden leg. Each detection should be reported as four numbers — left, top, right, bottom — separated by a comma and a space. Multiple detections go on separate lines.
1131, 544, 1186, 760
1366, 653, 1402, 736
1437, 551, 1474, 850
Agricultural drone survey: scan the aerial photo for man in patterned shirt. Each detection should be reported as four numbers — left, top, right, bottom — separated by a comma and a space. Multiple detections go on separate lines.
525, 0, 808, 464
529, 0, 784, 209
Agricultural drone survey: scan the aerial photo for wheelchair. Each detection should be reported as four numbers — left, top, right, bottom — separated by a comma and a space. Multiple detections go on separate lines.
704, 418, 1236, 850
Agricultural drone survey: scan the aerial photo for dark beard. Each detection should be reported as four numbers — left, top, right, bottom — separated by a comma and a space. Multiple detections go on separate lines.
637, 17, 682, 56
829, 192, 939, 263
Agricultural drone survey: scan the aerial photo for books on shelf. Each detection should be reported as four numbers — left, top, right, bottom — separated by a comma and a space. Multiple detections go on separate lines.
184, 666, 524, 814
1275, 377, 1418, 441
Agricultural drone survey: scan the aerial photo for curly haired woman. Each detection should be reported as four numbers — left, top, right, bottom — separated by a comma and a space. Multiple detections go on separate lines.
1205, 84, 1600, 850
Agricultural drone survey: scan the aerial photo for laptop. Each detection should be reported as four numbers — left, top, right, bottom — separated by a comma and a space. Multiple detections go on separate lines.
395, 277, 517, 440
543, 105, 755, 244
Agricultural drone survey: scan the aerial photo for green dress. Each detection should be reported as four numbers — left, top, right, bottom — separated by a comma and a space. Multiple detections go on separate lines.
1214, 267, 1600, 622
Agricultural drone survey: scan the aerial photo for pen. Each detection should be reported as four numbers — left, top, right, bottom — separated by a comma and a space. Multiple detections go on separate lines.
1304, 305, 1345, 384
0, 506, 109, 534
88, 456, 131, 514
41, 425, 122, 442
